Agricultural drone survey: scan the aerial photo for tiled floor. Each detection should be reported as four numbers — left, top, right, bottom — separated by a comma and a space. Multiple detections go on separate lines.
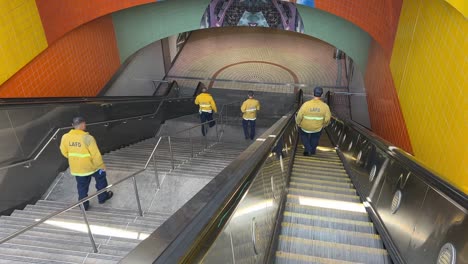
168, 27, 345, 94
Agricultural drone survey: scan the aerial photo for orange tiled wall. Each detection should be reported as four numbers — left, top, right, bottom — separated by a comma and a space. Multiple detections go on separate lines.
364, 40, 412, 153
315, 0, 402, 57
0, 15, 120, 98
35, 0, 156, 44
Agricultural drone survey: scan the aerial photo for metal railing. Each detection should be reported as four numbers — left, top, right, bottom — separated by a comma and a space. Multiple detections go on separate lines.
0, 135, 168, 252
0, 96, 194, 172
0, 99, 243, 253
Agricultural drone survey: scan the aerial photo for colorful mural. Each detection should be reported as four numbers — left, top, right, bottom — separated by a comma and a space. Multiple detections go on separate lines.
201, 0, 304, 33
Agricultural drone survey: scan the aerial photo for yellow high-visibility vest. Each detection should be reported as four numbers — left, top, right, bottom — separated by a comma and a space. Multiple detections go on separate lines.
241, 98, 260, 120
296, 99, 331, 133
60, 129, 106, 176
195, 93, 218, 113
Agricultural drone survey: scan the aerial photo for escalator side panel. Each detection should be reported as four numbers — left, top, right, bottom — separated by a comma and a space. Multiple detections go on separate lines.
328, 119, 468, 264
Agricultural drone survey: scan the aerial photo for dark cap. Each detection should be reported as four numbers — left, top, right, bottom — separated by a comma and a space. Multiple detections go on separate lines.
72, 117, 85, 126
313, 87, 323, 97
248, 91, 254, 97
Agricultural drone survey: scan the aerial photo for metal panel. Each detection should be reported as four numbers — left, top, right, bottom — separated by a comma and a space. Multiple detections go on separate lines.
7, 106, 53, 157
374, 163, 428, 258
406, 188, 468, 264
0, 110, 22, 163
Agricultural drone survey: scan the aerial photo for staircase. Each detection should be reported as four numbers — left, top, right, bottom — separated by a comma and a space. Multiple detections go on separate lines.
276, 145, 391, 264
0, 137, 249, 263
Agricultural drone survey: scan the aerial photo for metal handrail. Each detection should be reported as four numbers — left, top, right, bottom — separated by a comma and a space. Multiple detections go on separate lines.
0, 96, 195, 171
0, 135, 168, 250
164, 75, 348, 90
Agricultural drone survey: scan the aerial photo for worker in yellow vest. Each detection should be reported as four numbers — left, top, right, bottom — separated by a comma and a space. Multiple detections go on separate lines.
60, 117, 113, 210
296, 87, 331, 156
241, 91, 260, 140
195, 87, 218, 136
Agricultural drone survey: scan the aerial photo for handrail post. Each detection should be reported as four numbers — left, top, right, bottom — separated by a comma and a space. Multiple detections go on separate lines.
79, 204, 98, 253
153, 154, 160, 189
168, 136, 175, 170
132, 176, 144, 216
189, 129, 193, 158
215, 121, 219, 142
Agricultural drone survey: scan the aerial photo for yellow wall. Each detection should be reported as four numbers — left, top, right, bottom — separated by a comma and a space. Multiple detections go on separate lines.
444, 0, 467, 17
0, 0, 48, 85
391, 0, 468, 193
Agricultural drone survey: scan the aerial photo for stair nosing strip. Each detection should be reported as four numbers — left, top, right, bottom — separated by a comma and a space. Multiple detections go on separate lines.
280, 222, 380, 239
283, 210, 373, 226
278, 235, 388, 255
275, 251, 361, 264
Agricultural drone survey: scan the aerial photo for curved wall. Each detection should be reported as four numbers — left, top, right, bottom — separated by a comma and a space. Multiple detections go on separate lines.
390, 0, 467, 193
112, 0, 371, 71
34, 0, 157, 44
0, 16, 120, 97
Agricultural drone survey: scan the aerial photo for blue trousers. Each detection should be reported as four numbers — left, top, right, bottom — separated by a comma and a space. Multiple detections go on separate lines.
300, 129, 322, 154
200, 112, 214, 136
75, 170, 109, 209
242, 119, 256, 140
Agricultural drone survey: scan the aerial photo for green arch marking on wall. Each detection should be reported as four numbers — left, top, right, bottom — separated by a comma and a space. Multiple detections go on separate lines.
112, 0, 371, 71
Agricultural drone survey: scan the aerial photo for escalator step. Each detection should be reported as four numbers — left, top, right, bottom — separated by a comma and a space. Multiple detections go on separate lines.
294, 158, 343, 165
280, 222, 383, 248
278, 236, 390, 264
285, 203, 369, 222
293, 166, 346, 174
276, 251, 360, 264
288, 189, 360, 203
290, 177, 353, 188
291, 175, 351, 183
283, 210, 375, 234
289, 182, 356, 195
293, 162, 344, 171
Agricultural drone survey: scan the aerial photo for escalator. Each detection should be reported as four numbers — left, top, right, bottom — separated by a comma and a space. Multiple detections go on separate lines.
276, 141, 390, 263
121, 92, 467, 264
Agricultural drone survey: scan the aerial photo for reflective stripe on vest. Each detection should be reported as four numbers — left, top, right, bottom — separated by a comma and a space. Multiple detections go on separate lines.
246, 108, 257, 112
72, 169, 99, 177
304, 116, 324, 120
301, 127, 322, 133
69, 153, 91, 158
200, 103, 211, 107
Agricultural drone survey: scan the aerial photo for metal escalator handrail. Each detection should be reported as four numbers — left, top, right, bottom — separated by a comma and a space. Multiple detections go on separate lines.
0, 95, 175, 107
0, 128, 193, 250
332, 116, 468, 209
120, 107, 300, 263
0, 96, 196, 171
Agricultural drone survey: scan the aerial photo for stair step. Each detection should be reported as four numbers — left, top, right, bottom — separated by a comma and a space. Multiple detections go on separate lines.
0, 254, 75, 264
278, 236, 390, 264
290, 177, 352, 188
292, 174, 350, 183
280, 222, 383, 248
282, 210, 375, 234
288, 189, 360, 203
0, 226, 140, 247
0, 216, 157, 233
293, 166, 346, 174
15, 207, 163, 227
0, 244, 91, 263
289, 182, 356, 195
276, 251, 360, 264
10, 209, 161, 226
285, 203, 369, 222
295, 157, 341, 162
